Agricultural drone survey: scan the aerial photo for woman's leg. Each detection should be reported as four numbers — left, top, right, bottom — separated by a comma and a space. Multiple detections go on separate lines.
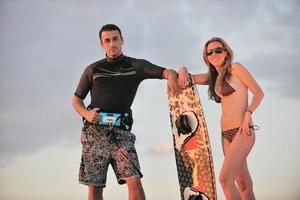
235, 162, 255, 200
220, 131, 255, 200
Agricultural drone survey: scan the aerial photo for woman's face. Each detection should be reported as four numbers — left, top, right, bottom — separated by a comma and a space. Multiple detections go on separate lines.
206, 41, 227, 69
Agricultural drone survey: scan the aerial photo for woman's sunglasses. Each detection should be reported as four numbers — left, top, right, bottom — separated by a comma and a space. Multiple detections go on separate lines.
206, 47, 226, 56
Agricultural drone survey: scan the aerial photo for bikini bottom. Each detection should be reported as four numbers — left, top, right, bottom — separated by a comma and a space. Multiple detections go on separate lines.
222, 125, 258, 143
222, 127, 240, 143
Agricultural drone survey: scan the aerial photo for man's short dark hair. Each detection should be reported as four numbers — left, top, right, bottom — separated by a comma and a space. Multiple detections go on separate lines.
99, 24, 123, 42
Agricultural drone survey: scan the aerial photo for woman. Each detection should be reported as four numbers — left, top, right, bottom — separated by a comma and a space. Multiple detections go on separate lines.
178, 37, 264, 200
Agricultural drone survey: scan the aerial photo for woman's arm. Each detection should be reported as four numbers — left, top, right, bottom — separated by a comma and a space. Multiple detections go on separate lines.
192, 73, 210, 85
233, 62, 264, 113
178, 66, 210, 88
233, 62, 264, 134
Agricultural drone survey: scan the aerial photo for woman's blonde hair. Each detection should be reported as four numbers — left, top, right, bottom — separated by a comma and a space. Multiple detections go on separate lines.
203, 37, 234, 102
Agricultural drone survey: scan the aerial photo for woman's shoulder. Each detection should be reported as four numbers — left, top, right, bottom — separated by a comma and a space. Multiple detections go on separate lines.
230, 62, 253, 82
231, 62, 248, 74
231, 62, 244, 70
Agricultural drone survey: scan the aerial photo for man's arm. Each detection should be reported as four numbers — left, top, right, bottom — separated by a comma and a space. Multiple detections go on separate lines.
72, 95, 100, 123
162, 69, 180, 95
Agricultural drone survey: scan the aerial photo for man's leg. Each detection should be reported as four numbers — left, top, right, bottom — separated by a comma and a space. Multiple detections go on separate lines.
88, 186, 103, 200
79, 126, 111, 200
126, 177, 145, 200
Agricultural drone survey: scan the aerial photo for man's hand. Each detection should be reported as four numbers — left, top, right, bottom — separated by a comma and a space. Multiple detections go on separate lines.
84, 108, 100, 124
72, 95, 100, 124
163, 69, 181, 96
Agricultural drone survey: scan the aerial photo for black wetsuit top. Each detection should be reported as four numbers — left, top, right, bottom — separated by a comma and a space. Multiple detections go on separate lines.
74, 54, 165, 114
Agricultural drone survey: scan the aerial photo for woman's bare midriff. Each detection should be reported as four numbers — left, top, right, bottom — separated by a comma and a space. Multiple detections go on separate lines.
220, 79, 248, 131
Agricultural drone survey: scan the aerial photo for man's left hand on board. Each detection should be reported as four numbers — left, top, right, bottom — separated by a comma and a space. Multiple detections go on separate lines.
165, 69, 181, 96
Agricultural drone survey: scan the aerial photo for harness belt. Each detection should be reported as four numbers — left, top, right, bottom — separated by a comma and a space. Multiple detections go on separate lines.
98, 112, 132, 130
84, 110, 133, 131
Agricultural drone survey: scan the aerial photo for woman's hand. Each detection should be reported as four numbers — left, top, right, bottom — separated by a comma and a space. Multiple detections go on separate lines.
178, 66, 191, 89
239, 111, 253, 136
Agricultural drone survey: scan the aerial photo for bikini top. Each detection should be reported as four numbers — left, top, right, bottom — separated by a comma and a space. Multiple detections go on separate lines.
214, 81, 235, 103
214, 76, 248, 103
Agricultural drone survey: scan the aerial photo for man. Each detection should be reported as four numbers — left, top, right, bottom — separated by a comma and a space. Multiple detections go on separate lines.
72, 24, 180, 200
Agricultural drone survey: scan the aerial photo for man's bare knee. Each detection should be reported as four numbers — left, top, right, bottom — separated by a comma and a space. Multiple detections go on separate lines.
88, 186, 103, 200
127, 178, 142, 189
126, 177, 145, 200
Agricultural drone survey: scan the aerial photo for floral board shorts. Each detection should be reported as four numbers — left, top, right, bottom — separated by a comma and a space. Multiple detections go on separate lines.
79, 124, 142, 187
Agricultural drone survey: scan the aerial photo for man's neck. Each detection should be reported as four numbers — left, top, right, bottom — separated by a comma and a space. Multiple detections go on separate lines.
106, 53, 124, 62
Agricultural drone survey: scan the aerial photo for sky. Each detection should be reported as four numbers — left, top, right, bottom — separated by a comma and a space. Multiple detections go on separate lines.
0, 0, 300, 199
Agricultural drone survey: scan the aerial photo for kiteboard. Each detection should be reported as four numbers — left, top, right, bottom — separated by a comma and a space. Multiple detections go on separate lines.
167, 82, 217, 200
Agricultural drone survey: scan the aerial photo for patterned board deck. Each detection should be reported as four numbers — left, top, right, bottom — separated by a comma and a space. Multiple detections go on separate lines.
167, 84, 217, 200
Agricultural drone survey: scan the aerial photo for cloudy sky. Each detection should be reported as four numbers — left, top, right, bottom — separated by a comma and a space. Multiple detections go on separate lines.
0, 0, 299, 199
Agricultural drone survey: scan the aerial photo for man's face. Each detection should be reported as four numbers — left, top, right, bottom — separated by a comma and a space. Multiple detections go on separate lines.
100, 30, 123, 58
